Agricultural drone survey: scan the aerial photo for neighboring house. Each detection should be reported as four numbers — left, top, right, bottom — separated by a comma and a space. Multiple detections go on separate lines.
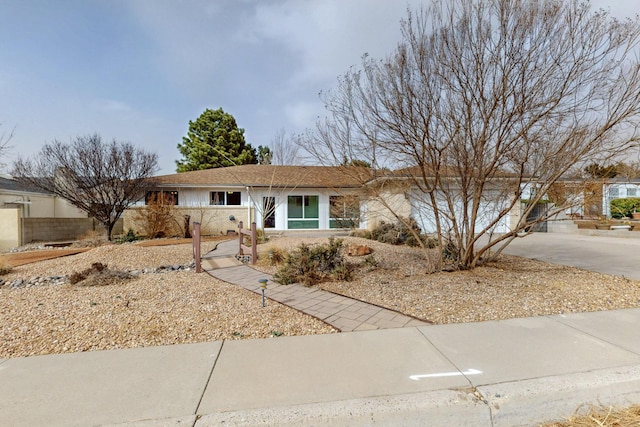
124, 165, 370, 236
541, 178, 640, 219
0, 176, 90, 250
602, 178, 640, 217
0, 176, 86, 218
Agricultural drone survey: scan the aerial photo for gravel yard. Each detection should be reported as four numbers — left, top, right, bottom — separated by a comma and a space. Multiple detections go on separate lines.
2, 236, 640, 359
0, 241, 335, 358
256, 236, 640, 324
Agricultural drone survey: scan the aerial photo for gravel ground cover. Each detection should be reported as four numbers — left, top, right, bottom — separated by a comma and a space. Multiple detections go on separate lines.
2, 235, 640, 359
255, 236, 640, 324
0, 241, 335, 358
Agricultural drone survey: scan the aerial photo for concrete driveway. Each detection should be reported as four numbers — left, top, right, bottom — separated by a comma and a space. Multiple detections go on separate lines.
500, 232, 640, 280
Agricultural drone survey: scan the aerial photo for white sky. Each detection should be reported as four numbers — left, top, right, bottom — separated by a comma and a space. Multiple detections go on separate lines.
0, 0, 637, 174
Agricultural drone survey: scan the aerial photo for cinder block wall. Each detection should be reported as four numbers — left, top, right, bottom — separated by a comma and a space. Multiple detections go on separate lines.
22, 218, 124, 242
123, 206, 251, 237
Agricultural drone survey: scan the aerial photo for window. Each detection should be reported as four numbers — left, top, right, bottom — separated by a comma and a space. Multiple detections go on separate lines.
609, 187, 620, 198
210, 191, 241, 206
145, 191, 178, 205
287, 195, 319, 229
330, 195, 360, 228
628, 188, 637, 197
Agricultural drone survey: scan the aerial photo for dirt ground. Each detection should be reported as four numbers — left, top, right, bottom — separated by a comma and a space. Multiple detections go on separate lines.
0, 236, 230, 267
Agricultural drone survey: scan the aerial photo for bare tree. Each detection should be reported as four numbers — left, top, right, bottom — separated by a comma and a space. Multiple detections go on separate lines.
269, 127, 302, 165
305, 0, 640, 270
12, 134, 158, 240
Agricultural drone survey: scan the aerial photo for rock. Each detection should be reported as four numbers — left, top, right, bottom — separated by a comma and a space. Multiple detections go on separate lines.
347, 244, 373, 256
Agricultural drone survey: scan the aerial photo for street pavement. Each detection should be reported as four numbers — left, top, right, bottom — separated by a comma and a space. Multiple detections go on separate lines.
1, 232, 639, 426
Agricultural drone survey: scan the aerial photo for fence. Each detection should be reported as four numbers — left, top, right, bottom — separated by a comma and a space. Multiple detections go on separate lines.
237, 221, 257, 265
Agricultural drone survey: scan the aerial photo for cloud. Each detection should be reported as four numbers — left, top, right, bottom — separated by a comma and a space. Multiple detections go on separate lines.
284, 101, 322, 129
243, 0, 420, 87
90, 99, 134, 114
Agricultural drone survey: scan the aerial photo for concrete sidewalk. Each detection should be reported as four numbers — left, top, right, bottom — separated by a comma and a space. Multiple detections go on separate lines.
2, 234, 639, 426
1, 308, 640, 426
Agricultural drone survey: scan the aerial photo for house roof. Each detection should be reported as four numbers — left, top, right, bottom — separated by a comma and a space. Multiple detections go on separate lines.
391, 165, 520, 179
153, 165, 373, 188
0, 176, 52, 194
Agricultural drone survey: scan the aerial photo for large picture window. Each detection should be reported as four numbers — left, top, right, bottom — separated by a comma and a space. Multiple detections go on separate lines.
287, 195, 319, 229
211, 191, 241, 206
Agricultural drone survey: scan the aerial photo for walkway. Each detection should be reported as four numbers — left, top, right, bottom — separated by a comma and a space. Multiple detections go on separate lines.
202, 239, 427, 332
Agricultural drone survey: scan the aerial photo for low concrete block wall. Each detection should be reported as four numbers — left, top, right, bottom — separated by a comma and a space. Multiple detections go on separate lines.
22, 218, 123, 243
123, 206, 251, 237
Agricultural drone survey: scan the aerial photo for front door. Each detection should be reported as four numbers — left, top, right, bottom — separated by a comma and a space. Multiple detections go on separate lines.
263, 197, 275, 228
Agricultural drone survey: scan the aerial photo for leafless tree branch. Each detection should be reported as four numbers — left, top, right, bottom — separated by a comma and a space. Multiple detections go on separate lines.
12, 134, 158, 240
305, 0, 640, 270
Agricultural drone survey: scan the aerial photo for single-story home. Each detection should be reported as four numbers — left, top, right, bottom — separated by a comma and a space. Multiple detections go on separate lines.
124, 165, 371, 236
124, 164, 526, 237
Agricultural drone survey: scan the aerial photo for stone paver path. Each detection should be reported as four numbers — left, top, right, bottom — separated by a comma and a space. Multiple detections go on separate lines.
203, 240, 427, 332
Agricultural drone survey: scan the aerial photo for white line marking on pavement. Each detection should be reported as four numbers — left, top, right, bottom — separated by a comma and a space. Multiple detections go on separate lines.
409, 368, 482, 380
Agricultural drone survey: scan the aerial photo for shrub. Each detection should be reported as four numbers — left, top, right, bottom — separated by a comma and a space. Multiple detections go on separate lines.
361, 254, 379, 269
118, 229, 139, 243
76, 229, 107, 247
274, 238, 354, 286
442, 240, 460, 263
610, 197, 640, 219
131, 195, 181, 238
369, 218, 432, 247
268, 247, 286, 265
69, 262, 133, 287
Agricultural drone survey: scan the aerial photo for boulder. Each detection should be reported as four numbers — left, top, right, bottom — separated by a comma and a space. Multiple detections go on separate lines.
347, 244, 373, 256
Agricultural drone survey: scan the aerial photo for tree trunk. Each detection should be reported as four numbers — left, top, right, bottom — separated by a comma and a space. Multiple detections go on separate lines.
104, 222, 114, 241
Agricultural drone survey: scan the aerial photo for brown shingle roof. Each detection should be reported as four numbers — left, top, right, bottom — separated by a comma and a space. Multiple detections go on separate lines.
153, 165, 372, 188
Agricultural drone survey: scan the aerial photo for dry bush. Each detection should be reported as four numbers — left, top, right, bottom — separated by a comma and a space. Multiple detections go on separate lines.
542, 404, 640, 426
0, 257, 13, 275
274, 238, 354, 286
70, 262, 133, 287
75, 229, 108, 248
131, 194, 182, 238
269, 247, 286, 264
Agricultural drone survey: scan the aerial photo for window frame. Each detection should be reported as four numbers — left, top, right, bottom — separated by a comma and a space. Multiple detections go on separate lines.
287, 195, 319, 229
145, 191, 178, 206
210, 191, 242, 206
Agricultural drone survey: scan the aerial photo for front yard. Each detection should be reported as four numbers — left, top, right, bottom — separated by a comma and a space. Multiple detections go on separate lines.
1, 236, 639, 358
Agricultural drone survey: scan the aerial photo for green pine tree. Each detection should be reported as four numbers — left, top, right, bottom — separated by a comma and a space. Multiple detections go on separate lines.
176, 108, 257, 172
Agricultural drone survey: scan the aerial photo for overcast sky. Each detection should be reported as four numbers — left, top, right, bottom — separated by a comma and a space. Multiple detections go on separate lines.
1, 0, 638, 175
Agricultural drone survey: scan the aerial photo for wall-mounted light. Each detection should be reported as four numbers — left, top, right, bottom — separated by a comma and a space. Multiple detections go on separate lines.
229, 215, 236, 221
